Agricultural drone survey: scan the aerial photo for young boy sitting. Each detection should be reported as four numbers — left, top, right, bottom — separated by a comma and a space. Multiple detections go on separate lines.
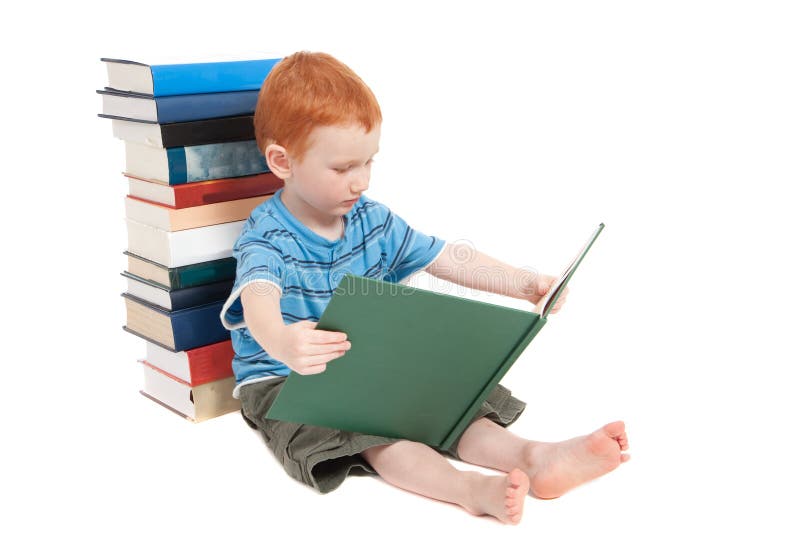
220, 51, 630, 525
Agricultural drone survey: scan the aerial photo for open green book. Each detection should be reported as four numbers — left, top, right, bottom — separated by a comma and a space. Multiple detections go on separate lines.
266, 223, 605, 449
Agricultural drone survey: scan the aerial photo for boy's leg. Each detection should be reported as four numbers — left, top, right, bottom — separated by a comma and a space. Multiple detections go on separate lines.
360, 440, 528, 525
454, 417, 630, 499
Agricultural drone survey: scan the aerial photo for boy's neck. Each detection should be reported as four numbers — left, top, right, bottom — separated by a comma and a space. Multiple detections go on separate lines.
280, 188, 344, 240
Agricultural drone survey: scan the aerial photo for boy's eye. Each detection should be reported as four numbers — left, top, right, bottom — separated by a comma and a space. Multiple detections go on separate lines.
333, 159, 373, 173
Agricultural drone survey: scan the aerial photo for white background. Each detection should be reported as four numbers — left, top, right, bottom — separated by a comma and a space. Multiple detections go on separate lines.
3, 1, 798, 532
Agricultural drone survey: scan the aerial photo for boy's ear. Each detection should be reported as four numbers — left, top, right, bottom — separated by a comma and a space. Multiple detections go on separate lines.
264, 143, 291, 180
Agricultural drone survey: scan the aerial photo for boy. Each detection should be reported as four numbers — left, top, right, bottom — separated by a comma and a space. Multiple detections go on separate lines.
220, 51, 629, 525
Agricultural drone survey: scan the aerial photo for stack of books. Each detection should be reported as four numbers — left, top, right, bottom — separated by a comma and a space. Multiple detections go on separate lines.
99, 57, 282, 421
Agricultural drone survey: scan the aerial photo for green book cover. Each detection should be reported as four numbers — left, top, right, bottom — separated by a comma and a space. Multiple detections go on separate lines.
267, 224, 604, 449
124, 251, 236, 289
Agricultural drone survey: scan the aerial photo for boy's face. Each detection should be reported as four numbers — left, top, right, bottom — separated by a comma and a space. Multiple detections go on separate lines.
281, 123, 380, 223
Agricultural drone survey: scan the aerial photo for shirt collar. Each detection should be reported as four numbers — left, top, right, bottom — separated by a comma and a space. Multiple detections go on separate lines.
273, 189, 355, 249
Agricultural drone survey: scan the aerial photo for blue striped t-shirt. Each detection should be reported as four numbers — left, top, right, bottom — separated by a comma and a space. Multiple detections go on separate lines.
219, 188, 446, 394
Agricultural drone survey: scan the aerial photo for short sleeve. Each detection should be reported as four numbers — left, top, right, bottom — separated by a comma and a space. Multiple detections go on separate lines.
382, 208, 446, 283
219, 228, 286, 330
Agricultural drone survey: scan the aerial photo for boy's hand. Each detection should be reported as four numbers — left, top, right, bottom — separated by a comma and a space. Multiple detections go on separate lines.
268, 321, 351, 375
526, 274, 569, 314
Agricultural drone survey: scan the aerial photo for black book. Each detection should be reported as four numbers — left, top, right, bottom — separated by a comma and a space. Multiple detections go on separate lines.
100, 114, 255, 148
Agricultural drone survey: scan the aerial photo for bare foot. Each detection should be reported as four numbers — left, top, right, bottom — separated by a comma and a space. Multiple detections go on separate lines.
464, 468, 530, 525
525, 421, 630, 499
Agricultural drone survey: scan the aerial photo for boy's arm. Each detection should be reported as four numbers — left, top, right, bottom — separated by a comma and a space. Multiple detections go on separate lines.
423, 242, 568, 311
241, 282, 351, 375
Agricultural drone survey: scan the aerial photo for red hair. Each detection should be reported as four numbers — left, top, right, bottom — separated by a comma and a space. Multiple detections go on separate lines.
254, 51, 382, 162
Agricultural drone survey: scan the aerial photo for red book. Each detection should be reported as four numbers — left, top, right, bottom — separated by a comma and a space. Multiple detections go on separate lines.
126, 172, 283, 209
144, 338, 234, 386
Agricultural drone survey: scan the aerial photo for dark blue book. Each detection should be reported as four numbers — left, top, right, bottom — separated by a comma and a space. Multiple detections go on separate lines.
97, 88, 259, 124
121, 272, 234, 311
122, 293, 229, 352
101, 57, 280, 96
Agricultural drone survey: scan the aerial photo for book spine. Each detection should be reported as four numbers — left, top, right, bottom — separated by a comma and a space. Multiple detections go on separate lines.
169, 279, 235, 310
126, 195, 267, 232
150, 58, 280, 97
173, 258, 237, 289
168, 140, 268, 184
166, 147, 188, 184
169, 301, 231, 351
441, 316, 548, 450
168, 268, 181, 288
159, 115, 255, 148
172, 173, 282, 208
127, 216, 243, 268
187, 340, 235, 386
154, 90, 259, 123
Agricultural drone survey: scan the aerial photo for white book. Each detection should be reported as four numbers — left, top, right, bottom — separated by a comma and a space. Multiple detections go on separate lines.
140, 362, 239, 422
111, 118, 166, 148
145, 342, 193, 383
124, 274, 171, 309
127, 175, 175, 205
125, 218, 244, 268
125, 141, 170, 182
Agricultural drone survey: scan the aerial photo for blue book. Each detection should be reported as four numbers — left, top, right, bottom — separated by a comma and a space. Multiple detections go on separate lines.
101, 57, 280, 96
125, 139, 268, 185
122, 293, 230, 352
97, 88, 258, 124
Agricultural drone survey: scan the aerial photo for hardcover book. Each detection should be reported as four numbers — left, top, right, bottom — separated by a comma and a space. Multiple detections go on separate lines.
122, 271, 234, 311
144, 339, 234, 387
122, 292, 230, 352
125, 194, 270, 231
98, 88, 259, 124
126, 173, 282, 209
124, 251, 236, 290
106, 115, 255, 148
140, 361, 239, 422
126, 218, 243, 268
267, 224, 605, 449
124, 139, 268, 185
101, 57, 280, 96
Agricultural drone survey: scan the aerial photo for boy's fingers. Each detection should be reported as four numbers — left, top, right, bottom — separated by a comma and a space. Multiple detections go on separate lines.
303, 364, 327, 375
305, 341, 351, 355
309, 329, 348, 343
539, 284, 549, 295
306, 350, 347, 366
296, 364, 326, 375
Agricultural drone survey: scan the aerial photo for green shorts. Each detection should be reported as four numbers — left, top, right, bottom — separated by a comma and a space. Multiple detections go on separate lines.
239, 376, 527, 494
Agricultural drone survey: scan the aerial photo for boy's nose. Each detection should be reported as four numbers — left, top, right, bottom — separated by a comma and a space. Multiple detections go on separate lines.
350, 168, 370, 193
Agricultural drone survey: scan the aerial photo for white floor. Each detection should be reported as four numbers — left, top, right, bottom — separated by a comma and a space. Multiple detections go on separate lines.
9, 301, 797, 534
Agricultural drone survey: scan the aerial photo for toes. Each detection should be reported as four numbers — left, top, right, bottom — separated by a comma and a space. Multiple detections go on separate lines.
508, 468, 530, 491
620, 453, 631, 462
503, 469, 529, 524
602, 421, 626, 438
505, 499, 523, 524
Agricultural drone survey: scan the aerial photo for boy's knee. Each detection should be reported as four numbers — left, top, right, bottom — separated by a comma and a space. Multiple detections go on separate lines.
360, 440, 418, 467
